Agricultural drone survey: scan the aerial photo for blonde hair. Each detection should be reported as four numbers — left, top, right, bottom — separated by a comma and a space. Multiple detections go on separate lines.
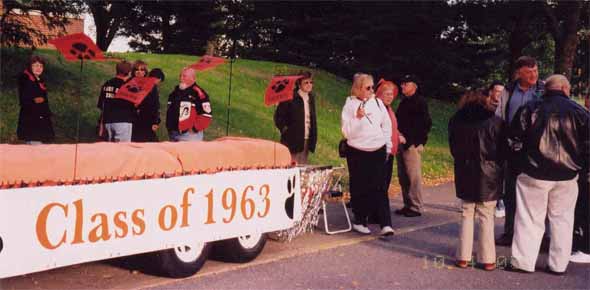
351, 73, 373, 97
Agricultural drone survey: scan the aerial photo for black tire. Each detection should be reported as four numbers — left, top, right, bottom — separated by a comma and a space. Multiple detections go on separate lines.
212, 233, 267, 263
153, 242, 212, 278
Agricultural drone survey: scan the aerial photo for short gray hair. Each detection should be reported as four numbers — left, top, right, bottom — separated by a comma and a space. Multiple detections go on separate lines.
544, 74, 570, 92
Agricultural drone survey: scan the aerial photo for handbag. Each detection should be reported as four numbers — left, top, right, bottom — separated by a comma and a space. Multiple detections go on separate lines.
338, 138, 348, 158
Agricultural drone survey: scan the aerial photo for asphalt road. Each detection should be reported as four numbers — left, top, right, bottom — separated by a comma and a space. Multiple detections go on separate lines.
148, 222, 590, 290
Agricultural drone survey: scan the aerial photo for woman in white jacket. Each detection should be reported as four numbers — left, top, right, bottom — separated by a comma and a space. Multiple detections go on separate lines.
341, 73, 393, 236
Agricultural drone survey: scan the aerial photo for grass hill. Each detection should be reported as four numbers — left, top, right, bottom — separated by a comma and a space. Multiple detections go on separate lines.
0, 48, 454, 184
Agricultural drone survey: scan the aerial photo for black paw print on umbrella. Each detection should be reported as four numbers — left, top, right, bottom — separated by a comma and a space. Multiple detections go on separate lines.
284, 174, 297, 219
272, 79, 290, 93
69, 42, 97, 60
126, 84, 141, 93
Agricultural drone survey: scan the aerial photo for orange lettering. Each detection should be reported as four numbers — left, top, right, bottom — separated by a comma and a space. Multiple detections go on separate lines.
71, 199, 84, 244
113, 211, 128, 238
131, 209, 145, 235
180, 188, 194, 228
88, 213, 111, 242
158, 205, 177, 231
36, 202, 68, 250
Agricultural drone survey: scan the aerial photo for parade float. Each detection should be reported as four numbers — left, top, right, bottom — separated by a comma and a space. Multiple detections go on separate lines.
0, 137, 337, 278
0, 33, 341, 279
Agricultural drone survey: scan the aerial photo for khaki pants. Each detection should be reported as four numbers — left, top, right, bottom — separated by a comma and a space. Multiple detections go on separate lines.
457, 200, 497, 263
397, 145, 424, 212
511, 173, 578, 272
291, 139, 309, 165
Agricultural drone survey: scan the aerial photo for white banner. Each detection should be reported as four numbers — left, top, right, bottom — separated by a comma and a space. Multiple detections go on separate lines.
0, 168, 300, 278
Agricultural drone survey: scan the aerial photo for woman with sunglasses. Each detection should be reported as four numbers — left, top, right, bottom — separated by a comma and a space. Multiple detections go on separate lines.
341, 73, 393, 236
131, 60, 161, 142
274, 71, 317, 164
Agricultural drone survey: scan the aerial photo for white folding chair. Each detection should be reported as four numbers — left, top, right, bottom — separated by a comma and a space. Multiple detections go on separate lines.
321, 167, 351, 234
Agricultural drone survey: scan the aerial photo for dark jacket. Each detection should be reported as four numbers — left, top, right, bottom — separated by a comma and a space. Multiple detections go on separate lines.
510, 90, 590, 181
97, 77, 136, 124
396, 93, 432, 149
17, 70, 54, 142
449, 103, 506, 202
166, 83, 212, 133
274, 91, 317, 153
132, 86, 161, 142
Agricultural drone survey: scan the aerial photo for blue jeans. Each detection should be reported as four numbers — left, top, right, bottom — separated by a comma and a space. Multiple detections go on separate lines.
169, 130, 203, 142
105, 122, 132, 142
25, 141, 43, 145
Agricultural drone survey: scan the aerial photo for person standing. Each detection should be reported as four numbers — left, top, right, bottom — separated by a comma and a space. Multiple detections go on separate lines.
17, 55, 54, 144
394, 74, 432, 217
341, 73, 392, 235
132, 66, 164, 143
166, 67, 212, 141
274, 71, 317, 165
374, 79, 405, 236
508, 75, 589, 274
485, 80, 506, 218
97, 61, 134, 142
494, 56, 545, 246
571, 99, 590, 264
449, 90, 506, 271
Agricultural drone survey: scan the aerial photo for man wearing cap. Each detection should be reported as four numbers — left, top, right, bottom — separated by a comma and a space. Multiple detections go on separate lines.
394, 74, 432, 217
495, 56, 544, 246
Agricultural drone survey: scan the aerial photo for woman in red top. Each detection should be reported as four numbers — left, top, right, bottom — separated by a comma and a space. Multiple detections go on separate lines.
375, 79, 406, 196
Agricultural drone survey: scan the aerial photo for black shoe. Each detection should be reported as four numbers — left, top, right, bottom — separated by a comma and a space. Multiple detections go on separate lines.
394, 207, 409, 215
504, 264, 531, 274
403, 209, 422, 217
495, 233, 513, 246
545, 266, 566, 276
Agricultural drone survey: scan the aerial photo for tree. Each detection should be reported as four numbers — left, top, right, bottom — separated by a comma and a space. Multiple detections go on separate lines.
84, 0, 136, 51
118, 1, 223, 55
0, 0, 82, 47
543, 1, 587, 79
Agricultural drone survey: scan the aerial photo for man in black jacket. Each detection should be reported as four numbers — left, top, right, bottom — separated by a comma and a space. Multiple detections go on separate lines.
394, 75, 432, 217
97, 61, 133, 142
274, 71, 317, 164
509, 74, 590, 275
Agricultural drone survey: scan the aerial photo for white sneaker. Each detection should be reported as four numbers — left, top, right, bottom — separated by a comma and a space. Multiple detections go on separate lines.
495, 208, 506, 218
352, 224, 371, 235
380, 226, 395, 236
570, 251, 590, 263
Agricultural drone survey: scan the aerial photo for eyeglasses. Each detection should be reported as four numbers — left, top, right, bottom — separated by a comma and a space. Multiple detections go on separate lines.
365, 86, 374, 91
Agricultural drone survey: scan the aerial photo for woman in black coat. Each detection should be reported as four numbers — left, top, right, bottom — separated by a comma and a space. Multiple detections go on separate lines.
17, 55, 54, 144
448, 89, 506, 271
273, 71, 317, 164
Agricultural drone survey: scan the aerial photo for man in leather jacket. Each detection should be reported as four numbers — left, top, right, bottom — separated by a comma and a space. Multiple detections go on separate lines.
508, 75, 590, 275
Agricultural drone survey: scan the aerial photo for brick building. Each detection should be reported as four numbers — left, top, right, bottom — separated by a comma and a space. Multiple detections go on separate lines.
0, 2, 84, 49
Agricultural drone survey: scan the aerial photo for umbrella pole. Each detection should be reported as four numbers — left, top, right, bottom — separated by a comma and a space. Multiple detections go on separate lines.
226, 56, 234, 136
73, 58, 83, 182
226, 25, 238, 136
